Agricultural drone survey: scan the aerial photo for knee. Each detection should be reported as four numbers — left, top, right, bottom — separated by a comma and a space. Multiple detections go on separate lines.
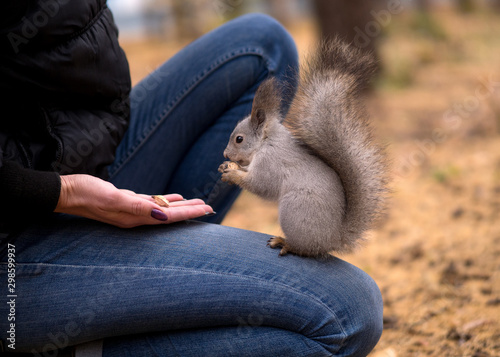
338, 268, 384, 356
276, 257, 383, 356
237, 13, 295, 46
231, 13, 299, 77
229, 13, 298, 113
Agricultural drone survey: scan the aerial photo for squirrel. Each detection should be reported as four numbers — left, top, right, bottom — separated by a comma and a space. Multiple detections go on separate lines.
218, 38, 388, 258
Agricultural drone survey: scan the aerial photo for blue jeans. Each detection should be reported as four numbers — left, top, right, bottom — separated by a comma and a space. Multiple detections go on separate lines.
0, 14, 382, 357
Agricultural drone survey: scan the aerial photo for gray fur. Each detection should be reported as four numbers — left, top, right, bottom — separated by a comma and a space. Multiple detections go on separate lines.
219, 38, 388, 257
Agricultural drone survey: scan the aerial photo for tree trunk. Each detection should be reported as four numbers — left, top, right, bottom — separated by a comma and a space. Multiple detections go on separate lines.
312, 0, 380, 54
415, 0, 430, 12
456, 0, 475, 13
491, 0, 500, 12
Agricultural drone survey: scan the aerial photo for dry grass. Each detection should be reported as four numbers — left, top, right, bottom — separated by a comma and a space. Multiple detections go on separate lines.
122, 8, 500, 356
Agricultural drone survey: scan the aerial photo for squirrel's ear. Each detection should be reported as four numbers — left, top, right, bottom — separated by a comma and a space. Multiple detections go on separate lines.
250, 77, 281, 132
252, 108, 266, 131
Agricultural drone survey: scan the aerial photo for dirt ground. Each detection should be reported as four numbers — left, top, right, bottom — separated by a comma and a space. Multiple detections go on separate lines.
122, 8, 500, 357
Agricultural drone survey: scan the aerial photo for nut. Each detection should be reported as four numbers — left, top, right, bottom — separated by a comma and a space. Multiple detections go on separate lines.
152, 195, 169, 207
226, 161, 239, 170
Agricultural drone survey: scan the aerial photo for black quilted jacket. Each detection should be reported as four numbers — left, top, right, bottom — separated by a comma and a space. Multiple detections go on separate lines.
0, 0, 131, 230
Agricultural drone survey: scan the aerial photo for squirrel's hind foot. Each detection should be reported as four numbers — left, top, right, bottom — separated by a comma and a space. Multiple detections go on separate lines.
267, 236, 289, 256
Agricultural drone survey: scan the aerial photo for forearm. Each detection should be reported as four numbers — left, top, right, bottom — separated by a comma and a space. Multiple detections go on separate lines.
0, 161, 61, 217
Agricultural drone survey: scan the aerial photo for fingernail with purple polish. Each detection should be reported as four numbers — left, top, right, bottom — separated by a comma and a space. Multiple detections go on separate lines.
205, 211, 217, 217
151, 209, 168, 221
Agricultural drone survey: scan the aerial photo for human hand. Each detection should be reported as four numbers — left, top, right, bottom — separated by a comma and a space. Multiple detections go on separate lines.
55, 174, 214, 228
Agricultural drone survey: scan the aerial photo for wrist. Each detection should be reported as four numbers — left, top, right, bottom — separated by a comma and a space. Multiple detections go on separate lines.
55, 175, 73, 212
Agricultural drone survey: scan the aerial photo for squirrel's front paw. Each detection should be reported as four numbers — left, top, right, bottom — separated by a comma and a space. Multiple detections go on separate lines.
221, 171, 241, 185
219, 161, 246, 185
218, 161, 239, 173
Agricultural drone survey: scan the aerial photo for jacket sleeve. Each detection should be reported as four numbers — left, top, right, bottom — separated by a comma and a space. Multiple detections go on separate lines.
0, 161, 61, 216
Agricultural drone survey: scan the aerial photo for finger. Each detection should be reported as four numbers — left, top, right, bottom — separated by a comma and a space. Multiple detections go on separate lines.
139, 194, 185, 206
100, 203, 214, 228
104, 212, 166, 228
115, 192, 164, 219
121, 191, 162, 207
136, 194, 157, 201
168, 198, 206, 207
125, 193, 184, 203
164, 204, 214, 223
115, 204, 213, 227
162, 194, 184, 202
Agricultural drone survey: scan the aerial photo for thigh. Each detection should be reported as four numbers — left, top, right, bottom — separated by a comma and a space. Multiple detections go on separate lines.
101, 327, 324, 357
0, 215, 381, 356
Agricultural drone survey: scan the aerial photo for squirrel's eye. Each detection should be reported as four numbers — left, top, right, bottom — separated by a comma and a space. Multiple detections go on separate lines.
236, 136, 244, 144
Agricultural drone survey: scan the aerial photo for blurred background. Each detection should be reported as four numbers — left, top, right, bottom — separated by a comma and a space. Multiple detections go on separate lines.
108, 1, 500, 356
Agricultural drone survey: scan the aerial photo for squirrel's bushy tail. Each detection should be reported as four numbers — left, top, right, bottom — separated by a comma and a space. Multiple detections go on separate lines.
284, 38, 388, 253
